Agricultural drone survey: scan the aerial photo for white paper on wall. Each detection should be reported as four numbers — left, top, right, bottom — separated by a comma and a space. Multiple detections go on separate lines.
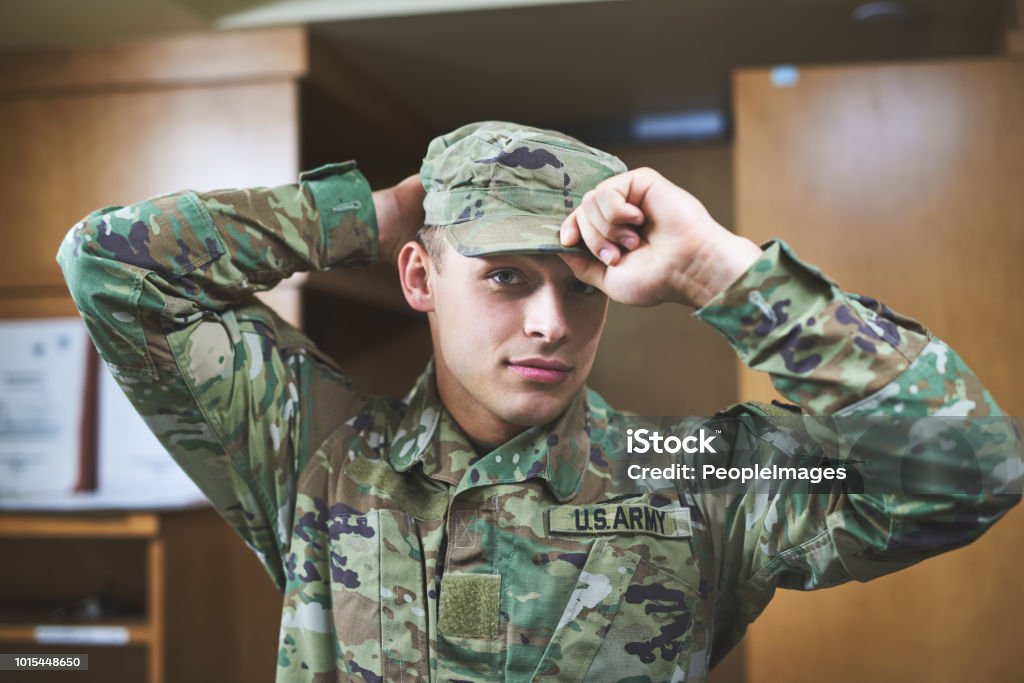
0, 318, 88, 497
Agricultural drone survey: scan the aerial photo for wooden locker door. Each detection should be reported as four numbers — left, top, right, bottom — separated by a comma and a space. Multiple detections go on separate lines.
733, 58, 1024, 683
0, 80, 300, 291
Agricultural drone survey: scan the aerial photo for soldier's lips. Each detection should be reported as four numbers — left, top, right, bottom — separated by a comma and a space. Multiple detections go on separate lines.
506, 358, 572, 384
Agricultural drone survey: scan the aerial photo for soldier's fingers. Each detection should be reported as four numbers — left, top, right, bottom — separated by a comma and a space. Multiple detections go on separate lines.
576, 208, 621, 266
558, 252, 606, 290
580, 198, 616, 243
611, 225, 642, 251
583, 189, 644, 251
560, 213, 582, 247
594, 186, 644, 230
593, 168, 664, 215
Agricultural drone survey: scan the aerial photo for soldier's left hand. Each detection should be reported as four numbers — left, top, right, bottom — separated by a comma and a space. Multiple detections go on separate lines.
559, 168, 763, 308
374, 173, 426, 266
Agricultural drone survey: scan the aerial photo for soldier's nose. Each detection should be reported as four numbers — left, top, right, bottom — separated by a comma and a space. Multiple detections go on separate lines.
523, 286, 569, 342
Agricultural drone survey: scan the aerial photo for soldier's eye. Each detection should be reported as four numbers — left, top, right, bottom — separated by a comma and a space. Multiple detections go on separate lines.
489, 270, 522, 286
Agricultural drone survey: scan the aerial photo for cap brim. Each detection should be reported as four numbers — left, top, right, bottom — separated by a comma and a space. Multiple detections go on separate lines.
446, 215, 590, 257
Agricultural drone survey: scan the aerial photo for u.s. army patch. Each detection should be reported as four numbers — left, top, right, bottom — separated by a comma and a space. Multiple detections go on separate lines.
548, 503, 691, 538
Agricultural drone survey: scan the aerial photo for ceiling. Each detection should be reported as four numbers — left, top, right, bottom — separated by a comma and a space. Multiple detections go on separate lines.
0, 0, 1013, 143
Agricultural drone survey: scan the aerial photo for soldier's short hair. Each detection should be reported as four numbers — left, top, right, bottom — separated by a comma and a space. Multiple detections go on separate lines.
417, 225, 448, 270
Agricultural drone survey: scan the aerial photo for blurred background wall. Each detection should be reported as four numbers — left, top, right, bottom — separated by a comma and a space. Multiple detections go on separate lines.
0, 1, 1021, 681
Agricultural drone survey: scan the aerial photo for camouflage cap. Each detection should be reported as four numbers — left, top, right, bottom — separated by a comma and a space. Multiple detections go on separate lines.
420, 121, 627, 257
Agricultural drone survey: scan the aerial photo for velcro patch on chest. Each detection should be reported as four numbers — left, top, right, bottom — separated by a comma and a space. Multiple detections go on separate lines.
548, 504, 691, 538
438, 573, 501, 638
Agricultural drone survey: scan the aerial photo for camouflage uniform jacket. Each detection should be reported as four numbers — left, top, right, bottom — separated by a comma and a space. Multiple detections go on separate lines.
58, 162, 1019, 682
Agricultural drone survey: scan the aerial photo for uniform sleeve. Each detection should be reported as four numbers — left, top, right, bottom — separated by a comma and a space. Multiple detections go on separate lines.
57, 161, 379, 588
692, 240, 1022, 662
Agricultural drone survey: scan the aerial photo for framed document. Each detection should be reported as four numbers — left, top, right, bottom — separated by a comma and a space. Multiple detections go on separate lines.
0, 318, 91, 497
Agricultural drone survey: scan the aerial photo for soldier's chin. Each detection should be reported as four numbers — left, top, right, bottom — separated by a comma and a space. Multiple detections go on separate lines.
499, 394, 574, 428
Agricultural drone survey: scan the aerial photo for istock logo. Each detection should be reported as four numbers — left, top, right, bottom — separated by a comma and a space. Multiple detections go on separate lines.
626, 428, 717, 454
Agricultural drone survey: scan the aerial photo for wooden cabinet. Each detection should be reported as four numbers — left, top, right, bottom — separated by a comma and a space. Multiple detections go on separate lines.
733, 57, 1024, 683
0, 508, 281, 683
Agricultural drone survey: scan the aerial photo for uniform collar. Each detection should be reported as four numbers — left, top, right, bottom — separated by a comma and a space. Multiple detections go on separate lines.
386, 361, 591, 502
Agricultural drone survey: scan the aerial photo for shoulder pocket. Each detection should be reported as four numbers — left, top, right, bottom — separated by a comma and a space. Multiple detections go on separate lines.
78, 262, 156, 379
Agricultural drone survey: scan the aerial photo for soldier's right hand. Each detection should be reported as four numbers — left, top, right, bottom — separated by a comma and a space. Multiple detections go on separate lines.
373, 174, 426, 266
558, 168, 762, 309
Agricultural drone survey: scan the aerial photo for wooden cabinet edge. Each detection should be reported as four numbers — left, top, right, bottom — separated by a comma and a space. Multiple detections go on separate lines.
0, 512, 160, 538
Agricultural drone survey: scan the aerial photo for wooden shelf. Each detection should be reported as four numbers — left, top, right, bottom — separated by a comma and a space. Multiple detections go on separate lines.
0, 619, 151, 646
0, 508, 280, 681
0, 513, 159, 539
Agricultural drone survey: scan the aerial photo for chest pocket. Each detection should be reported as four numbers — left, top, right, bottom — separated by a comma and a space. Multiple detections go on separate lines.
534, 499, 705, 682
329, 509, 439, 682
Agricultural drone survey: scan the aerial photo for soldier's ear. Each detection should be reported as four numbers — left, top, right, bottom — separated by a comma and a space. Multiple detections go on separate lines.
398, 241, 434, 313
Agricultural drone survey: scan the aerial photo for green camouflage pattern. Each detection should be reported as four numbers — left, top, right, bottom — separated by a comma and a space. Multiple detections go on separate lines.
420, 121, 627, 256
58, 160, 1019, 682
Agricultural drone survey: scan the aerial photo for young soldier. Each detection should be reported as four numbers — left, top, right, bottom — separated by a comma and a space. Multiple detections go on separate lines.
58, 122, 1019, 682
